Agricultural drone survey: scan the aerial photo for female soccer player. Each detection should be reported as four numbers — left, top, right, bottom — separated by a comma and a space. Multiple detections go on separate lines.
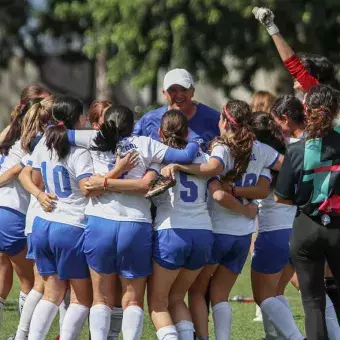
251, 112, 304, 340
0, 97, 48, 328
20, 95, 93, 340
147, 110, 214, 340
162, 100, 282, 339
68, 104, 200, 340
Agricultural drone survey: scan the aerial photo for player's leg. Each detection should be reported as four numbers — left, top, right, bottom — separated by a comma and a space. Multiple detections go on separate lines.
0, 252, 13, 327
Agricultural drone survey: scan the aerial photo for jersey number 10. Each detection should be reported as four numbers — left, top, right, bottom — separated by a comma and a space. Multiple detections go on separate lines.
41, 162, 72, 198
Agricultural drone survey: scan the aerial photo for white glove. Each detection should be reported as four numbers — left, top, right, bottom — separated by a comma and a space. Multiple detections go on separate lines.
252, 7, 279, 36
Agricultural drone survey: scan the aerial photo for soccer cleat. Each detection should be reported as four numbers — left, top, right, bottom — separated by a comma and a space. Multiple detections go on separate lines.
145, 175, 176, 199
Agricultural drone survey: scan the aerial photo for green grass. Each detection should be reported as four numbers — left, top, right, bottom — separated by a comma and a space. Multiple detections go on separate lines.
1, 258, 305, 340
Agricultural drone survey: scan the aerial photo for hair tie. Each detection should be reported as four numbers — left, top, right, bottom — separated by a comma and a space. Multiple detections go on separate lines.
57, 121, 65, 127
19, 103, 26, 111
223, 106, 239, 126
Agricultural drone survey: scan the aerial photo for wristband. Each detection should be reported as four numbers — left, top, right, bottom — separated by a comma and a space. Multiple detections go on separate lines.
267, 24, 280, 36
103, 178, 108, 191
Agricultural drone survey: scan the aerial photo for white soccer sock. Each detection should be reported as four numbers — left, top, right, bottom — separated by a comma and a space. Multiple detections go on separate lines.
108, 306, 123, 340
59, 299, 67, 333
60, 303, 89, 340
260, 297, 304, 340
89, 304, 112, 340
18, 291, 27, 316
156, 325, 179, 340
59, 289, 70, 332
15, 289, 43, 340
262, 308, 285, 340
276, 295, 290, 309
325, 294, 340, 340
175, 320, 194, 340
212, 302, 232, 340
121, 305, 144, 340
28, 299, 59, 340
0, 297, 6, 327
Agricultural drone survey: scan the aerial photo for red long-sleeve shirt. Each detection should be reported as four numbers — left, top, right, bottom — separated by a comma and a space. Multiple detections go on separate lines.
284, 55, 319, 92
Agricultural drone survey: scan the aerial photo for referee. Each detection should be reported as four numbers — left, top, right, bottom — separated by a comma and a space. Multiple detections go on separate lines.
274, 84, 340, 340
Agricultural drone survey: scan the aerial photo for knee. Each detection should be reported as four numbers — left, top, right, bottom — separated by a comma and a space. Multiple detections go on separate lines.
148, 293, 169, 314
168, 293, 185, 309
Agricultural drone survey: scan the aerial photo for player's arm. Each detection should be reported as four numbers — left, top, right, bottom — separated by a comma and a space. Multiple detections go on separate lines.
222, 177, 271, 200
209, 179, 258, 219
105, 151, 139, 179
0, 164, 24, 188
18, 165, 57, 212
274, 151, 295, 205
85, 170, 157, 195
161, 157, 223, 179
253, 7, 318, 92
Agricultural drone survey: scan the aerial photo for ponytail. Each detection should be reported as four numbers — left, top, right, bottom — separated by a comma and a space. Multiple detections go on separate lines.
92, 120, 119, 153
218, 100, 255, 181
91, 104, 134, 154
45, 123, 70, 160
0, 98, 43, 155
44, 95, 84, 160
160, 110, 188, 150
21, 95, 55, 152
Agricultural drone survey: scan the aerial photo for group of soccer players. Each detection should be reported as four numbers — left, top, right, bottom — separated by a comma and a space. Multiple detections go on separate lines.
0, 6, 340, 340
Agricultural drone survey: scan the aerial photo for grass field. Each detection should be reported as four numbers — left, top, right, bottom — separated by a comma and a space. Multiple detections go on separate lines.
1, 258, 306, 340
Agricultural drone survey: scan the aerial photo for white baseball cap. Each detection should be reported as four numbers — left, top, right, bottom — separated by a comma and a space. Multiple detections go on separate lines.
163, 68, 194, 91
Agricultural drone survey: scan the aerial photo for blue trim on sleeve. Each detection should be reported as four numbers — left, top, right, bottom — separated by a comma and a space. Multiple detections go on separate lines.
19, 162, 25, 168
77, 173, 92, 181
146, 168, 159, 175
268, 153, 279, 169
207, 176, 219, 187
210, 156, 225, 170
67, 130, 76, 146
259, 175, 271, 183
32, 167, 41, 171
27, 160, 33, 166
163, 141, 199, 164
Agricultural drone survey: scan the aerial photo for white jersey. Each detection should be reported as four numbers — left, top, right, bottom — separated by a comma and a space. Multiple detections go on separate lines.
31, 137, 93, 228
69, 130, 169, 222
0, 140, 30, 214
209, 141, 278, 236
258, 191, 296, 233
152, 152, 212, 231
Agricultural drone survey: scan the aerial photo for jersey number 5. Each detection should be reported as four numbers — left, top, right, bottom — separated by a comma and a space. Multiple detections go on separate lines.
180, 172, 198, 202
41, 162, 72, 198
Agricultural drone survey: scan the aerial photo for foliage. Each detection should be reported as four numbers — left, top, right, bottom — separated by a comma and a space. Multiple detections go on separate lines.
2, 0, 340, 95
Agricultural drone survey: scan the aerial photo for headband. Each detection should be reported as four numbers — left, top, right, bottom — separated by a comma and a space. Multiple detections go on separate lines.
223, 106, 239, 126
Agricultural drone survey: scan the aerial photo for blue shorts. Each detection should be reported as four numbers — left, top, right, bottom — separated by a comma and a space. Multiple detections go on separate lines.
153, 229, 214, 270
211, 233, 252, 274
252, 229, 292, 274
0, 207, 26, 256
84, 216, 153, 278
32, 217, 89, 280
26, 233, 35, 260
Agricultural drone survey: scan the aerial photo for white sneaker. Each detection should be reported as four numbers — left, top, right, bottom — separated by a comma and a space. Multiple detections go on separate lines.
253, 305, 263, 322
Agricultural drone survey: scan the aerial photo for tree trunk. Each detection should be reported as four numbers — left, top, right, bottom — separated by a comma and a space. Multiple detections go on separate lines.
95, 50, 110, 100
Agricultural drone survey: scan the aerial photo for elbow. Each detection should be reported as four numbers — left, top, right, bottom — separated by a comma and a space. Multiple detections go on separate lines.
138, 181, 152, 194
257, 187, 270, 199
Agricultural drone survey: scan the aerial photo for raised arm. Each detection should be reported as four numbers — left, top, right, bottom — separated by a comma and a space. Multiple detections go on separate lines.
253, 7, 319, 92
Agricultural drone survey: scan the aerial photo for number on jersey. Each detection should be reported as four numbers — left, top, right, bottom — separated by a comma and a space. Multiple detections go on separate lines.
41, 162, 72, 198
180, 172, 198, 202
